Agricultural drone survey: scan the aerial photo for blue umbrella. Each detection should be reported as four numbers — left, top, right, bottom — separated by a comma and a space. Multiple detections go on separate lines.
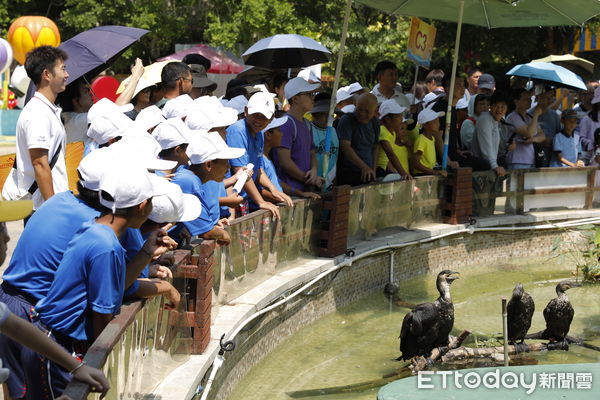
59, 26, 149, 85
506, 62, 587, 91
242, 34, 331, 69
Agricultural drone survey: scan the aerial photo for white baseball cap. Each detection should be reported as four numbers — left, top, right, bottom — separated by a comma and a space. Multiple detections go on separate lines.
405, 93, 423, 105
348, 82, 364, 94
417, 105, 445, 125
341, 104, 355, 113
86, 115, 130, 146
77, 147, 113, 191
284, 77, 320, 100
98, 164, 166, 213
186, 132, 246, 165
264, 116, 288, 132
187, 104, 238, 131
423, 92, 443, 106
246, 91, 275, 119
152, 118, 192, 150
162, 94, 194, 119
379, 99, 407, 119
298, 68, 321, 83
110, 134, 177, 171
87, 98, 133, 124
336, 86, 353, 103
135, 105, 165, 132
148, 178, 202, 223
456, 97, 469, 110
222, 95, 248, 115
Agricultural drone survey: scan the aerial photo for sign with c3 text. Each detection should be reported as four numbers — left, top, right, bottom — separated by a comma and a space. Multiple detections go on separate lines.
407, 17, 436, 69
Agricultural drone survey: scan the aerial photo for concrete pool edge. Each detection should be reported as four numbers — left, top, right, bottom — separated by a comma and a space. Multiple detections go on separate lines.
152, 209, 600, 399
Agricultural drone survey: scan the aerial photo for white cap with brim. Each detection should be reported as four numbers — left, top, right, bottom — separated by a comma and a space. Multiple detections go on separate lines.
86, 114, 132, 145
423, 92, 442, 106
148, 179, 202, 223
298, 68, 321, 83
341, 104, 355, 113
187, 103, 239, 130
135, 105, 165, 132
456, 97, 469, 110
264, 116, 288, 132
98, 165, 167, 213
417, 106, 445, 125
110, 134, 177, 171
186, 132, 246, 165
379, 99, 407, 119
78, 147, 113, 191
284, 77, 320, 100
162, 94, 194, 119
348, 82, 363, 94
246, 91, 276, 119
152, 118, 192, 150
222, 95, 248, 115
87, 98, 133, 124
336, 86, 353, 103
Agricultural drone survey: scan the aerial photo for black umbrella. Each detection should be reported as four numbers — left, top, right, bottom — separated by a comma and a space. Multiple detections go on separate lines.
241, 34, 331, 69
59, 25, 149, 85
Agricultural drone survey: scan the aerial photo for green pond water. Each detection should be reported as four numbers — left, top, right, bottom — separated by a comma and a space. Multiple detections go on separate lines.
226, 258, 600, 400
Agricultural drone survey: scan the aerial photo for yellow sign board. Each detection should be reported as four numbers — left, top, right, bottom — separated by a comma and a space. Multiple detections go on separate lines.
407, 17, 437, 68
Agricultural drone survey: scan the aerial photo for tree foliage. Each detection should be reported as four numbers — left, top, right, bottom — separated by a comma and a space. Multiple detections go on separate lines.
0, 0, 598, 89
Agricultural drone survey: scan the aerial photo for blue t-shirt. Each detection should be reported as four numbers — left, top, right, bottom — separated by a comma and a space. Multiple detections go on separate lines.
183, 180, 220, 236
261, 155, 283, 192
170, 165, 219, 236
226, 119, 264, 199
120, 228, 149, 298
550, 131, 581, 167
2, 191, 100, 301
35, 222, 126, 342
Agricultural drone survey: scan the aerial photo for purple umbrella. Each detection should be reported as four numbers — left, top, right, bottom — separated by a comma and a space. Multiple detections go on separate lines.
59, 26, 149, 85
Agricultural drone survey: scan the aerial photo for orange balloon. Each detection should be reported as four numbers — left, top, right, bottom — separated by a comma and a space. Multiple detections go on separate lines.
7, 16, 61, 64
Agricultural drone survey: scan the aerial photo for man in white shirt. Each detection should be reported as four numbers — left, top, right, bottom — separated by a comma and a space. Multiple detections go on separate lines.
371, 60, 410, 107
16, 45, 69, 214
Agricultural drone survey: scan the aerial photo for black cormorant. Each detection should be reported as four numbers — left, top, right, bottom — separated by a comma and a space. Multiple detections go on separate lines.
542, 281, 581, 343
399, 270, 459, 360
507, 283, 535, 344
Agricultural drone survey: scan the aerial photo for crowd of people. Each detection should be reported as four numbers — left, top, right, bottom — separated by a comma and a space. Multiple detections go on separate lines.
0, 43, 599, 398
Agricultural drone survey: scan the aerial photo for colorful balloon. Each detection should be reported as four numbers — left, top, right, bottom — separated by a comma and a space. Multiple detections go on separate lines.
7, 16, 61, 64
0, 38, 13, 73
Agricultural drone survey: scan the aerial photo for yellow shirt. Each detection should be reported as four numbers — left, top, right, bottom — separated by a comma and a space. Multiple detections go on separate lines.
414, 133, 437, 171
377, 125, 410, 174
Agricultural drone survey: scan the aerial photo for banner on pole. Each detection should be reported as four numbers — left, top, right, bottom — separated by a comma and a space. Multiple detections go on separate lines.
407, 17, 436, 69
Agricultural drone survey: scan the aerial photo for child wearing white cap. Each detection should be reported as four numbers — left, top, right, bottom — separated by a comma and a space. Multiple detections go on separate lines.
226, 91, 293, 219
174, 132, 247, 245
377, 99, 413, 179
25, 162, 176, 397
412, 106, 448, 176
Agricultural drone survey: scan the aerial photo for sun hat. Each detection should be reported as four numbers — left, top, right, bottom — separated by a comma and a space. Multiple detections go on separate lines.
148, 178, 202, 223
284, 77, 320, 100
246, 91, 276, 119
86, 115, 131, 146
222, 95, 248, 115
379, 99, 407, 119
189, 64, 217, 92
152, 118, 192, 150
417, 105, 445, 125
186, 132, 246, 165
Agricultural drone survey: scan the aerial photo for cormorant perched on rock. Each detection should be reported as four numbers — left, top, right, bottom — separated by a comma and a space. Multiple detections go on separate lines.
542, 281, 581, 343
399, 270, 459, 360
507, 283, 535, 344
